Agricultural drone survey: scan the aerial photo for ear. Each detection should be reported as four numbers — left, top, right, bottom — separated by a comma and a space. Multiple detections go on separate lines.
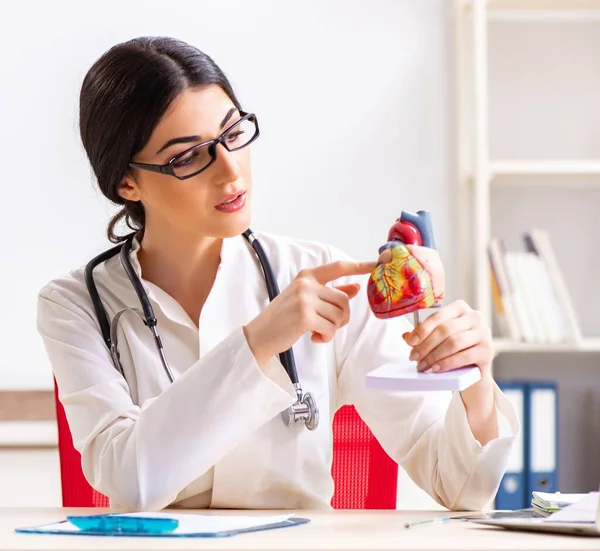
117, 174, 142, 203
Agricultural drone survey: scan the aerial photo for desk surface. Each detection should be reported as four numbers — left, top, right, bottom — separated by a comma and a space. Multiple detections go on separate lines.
1, 508, 598, 551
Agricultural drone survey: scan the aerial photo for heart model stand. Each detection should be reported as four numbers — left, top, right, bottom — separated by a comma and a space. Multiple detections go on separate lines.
367, 210, 443, 327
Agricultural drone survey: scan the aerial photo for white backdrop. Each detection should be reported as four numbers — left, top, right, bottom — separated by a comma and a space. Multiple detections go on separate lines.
0, 0, 456, 390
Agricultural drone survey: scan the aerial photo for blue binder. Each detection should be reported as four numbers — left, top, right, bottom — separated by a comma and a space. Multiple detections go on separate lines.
525, 381, 558, 497
496, 381, 527, 510
495, 380, 559, 510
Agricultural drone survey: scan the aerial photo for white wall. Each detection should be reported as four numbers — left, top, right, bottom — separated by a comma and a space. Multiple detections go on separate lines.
0, 0, 457, 390
0, 449, 61, 507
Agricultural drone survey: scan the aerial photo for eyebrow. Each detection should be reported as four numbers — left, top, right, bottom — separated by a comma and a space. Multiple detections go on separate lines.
155, 107, 239, 155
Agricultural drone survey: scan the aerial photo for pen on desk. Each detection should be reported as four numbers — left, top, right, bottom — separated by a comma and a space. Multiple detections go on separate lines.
404, 515, 451, 529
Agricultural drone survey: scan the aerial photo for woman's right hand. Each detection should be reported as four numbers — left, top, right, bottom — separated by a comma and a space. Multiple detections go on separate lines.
243, 260, 376, 366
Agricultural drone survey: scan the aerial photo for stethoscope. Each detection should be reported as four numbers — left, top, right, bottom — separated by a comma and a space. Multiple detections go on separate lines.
84, 229, 319, 431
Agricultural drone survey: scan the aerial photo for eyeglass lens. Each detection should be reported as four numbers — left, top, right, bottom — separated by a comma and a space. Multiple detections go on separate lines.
171, 117, 257, 178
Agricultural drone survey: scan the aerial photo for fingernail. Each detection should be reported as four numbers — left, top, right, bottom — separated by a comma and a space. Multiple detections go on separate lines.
409, 350, 420, 361
431, 364, 440, 373
408, 335, 419, 346
417, 361, 427, 371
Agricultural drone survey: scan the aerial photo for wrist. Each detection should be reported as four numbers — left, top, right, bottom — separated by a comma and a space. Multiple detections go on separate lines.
468, 366, 494, 387
460, 369, 497, 442
242, 321, 273, 367
460, 368, 495, 408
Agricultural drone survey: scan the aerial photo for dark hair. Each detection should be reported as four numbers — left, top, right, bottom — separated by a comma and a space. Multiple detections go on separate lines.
79, 36, 242, 243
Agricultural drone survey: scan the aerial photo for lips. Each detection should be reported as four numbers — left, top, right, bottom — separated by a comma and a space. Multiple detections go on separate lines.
214, 190, 247, 214
216, 191, 245, 207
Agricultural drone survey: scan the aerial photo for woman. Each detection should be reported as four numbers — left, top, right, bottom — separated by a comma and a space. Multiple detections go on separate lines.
37, 36, 518, 512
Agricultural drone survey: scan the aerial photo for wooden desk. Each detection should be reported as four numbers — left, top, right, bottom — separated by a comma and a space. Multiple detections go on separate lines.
1, 508, 598, 551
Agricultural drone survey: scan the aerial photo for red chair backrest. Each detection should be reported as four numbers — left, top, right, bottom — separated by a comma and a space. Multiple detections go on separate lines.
330, 404, 398, 509
54, 382, 397, 509
54, 380, 109, 508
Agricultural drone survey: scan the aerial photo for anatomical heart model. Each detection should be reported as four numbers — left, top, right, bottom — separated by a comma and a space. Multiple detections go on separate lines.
367, 210, 445, 320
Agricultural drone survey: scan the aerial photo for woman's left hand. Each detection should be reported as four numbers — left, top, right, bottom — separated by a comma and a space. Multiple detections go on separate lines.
403, 299, 494, 378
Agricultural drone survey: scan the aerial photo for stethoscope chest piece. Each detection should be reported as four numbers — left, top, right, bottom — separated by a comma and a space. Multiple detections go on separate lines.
281, 390, 319, 431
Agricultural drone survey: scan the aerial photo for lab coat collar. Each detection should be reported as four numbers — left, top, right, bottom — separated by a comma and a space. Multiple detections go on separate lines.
121, 233, 239, 331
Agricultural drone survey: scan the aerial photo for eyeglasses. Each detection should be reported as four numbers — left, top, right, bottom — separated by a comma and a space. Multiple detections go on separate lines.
128, 112, 259, 180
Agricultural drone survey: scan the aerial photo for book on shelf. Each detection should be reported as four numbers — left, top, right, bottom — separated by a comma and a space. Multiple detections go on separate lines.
488, 230, 582, 345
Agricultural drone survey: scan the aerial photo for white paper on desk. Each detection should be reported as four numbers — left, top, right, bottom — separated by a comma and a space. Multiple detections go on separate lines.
543, 492, 599, 524
365, 361, 481, 392
24, 512, 295, 535
533, 491, 586, 508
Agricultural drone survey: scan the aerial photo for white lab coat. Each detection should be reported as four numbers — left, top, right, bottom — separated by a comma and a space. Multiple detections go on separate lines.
37, 231, 519, 512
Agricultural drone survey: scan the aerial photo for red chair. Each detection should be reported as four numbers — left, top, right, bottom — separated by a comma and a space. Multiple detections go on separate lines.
329, 405, 398, 509
54, 382, 398, 509
54, 380, 109, 508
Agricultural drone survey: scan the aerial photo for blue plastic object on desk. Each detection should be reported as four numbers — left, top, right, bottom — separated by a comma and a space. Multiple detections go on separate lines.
66, 514, 179, 535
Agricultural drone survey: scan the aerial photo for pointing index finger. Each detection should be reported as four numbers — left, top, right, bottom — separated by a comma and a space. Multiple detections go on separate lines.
310, 260, 377, 284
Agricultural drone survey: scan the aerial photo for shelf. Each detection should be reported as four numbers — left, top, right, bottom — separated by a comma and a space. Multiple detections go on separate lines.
0, 421, 57, 448
461, 1, 600, 20
490, 160, 600, 177
485, 0, 600, 10
493, 337, 600, 353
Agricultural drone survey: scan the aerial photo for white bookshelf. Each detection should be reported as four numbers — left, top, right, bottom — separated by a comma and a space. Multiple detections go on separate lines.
461, 0, 600, 11
455, 0, 600, 355
485, 0, 600, 10
490, 160, 600, 177
493, 337, 600, 354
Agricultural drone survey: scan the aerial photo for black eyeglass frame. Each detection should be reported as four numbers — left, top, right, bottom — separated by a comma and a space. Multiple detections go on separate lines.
128, 111, 259, 180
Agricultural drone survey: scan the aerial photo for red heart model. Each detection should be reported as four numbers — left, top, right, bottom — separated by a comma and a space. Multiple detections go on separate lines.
367, 219, 438, 319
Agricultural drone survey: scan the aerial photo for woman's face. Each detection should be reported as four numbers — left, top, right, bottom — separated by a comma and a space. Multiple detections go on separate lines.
120, 84, 253, 239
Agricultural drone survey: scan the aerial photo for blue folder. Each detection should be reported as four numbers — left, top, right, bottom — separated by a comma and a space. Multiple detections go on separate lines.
496, 381, 527, 510
495, 379, 559, 510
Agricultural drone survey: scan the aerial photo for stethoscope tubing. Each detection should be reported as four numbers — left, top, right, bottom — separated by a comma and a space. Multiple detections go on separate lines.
85, 230, 301, 387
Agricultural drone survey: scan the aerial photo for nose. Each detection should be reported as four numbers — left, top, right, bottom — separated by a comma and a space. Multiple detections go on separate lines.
212, 142, 241, 185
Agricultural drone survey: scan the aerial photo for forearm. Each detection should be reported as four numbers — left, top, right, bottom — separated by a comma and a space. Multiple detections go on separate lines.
57, 328, 295, 511
459, 369, 498, 445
